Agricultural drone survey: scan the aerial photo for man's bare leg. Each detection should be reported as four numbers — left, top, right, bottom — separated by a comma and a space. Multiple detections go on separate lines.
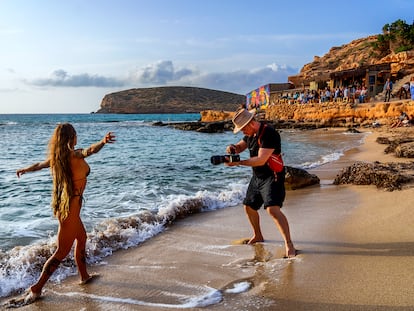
244, 205, 264, 244
266, 205, 297, 257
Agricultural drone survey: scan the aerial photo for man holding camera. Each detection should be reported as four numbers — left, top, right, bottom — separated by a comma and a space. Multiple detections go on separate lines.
225, 109, 296, 258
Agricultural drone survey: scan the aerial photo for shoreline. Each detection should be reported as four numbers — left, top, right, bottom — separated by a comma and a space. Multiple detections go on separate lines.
2, 128, 414, 310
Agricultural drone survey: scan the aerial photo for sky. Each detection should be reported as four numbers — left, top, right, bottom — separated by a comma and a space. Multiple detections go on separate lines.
1, 0, 413, 113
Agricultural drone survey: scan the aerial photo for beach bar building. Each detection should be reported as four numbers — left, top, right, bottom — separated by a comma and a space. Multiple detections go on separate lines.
248, 63, 394, 107
246, 83, 295, 109
329, 63, 392, 97
287, 63, 392, 99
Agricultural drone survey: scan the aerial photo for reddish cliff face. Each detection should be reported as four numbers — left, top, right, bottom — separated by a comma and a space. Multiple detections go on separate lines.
96, 86, 245, 114
264, 100, 414, 127
199, 110, 235, 122
200, 100, 414, 127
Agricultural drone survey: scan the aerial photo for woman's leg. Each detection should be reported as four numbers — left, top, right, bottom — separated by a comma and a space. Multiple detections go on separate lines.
74, 219, 91, 282
30, 223, 75, 295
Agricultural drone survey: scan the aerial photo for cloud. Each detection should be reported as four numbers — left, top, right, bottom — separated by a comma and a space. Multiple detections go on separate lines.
27, 69, 126, 87
170, 62, 298, 94
24, 61, 298, 94
133, 60, 195, 84
132, 60, 298, 94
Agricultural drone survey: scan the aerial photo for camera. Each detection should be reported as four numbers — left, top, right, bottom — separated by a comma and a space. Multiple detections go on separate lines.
210, 154, 240, 165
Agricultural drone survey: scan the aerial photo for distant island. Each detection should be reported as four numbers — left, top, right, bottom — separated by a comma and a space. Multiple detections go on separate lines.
95, 86, 245, 114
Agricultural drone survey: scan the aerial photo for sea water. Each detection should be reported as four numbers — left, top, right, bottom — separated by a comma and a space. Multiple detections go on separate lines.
0, 113, 365, 297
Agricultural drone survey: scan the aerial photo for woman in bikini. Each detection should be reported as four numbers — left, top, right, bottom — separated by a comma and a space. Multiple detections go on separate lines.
14, 123, 115, 304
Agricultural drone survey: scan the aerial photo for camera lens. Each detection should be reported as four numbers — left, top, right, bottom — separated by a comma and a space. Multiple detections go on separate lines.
211, 155, 225, 165
210, 154, 240, 165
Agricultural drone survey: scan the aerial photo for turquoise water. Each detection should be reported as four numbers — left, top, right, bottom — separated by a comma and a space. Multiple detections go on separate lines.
0, 113, 365, 297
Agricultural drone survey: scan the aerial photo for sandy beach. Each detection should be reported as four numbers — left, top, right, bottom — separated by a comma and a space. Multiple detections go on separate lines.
2, 128, 414, 311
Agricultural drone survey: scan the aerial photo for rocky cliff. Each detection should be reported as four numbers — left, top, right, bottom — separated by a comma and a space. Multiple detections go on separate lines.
96, 86, 245, 114
290, 36, 414, 85
200, 100, 414, 127
264, 100, 414, 127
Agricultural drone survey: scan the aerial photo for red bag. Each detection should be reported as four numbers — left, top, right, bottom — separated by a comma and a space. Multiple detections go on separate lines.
267, 153, 284, 172
258, 124, 284, 173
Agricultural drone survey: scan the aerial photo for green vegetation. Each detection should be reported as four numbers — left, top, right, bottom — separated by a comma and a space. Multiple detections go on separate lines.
372, 19, 414, 54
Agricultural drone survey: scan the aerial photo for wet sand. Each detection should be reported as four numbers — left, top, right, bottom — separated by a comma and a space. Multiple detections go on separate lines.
2, 129, 414, 310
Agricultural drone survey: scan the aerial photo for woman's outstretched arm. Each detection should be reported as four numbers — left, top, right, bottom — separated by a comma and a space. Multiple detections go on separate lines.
16, 160, 51, 178
80, 132, 116, 157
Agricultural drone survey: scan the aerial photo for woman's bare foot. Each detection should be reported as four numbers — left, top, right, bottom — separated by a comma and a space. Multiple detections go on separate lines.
5, 288, 41, 308
24, 288, 41, 304
79, 273, 100, 285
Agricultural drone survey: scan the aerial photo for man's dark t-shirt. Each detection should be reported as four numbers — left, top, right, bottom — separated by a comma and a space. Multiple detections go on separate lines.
243, 122, 283, 180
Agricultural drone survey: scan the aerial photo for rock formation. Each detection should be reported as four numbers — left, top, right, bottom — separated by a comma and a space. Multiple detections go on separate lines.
284, 166, 320, 190
333, 130, 414, 191
153, 120, 234, 133
96, 86, 245, 114
395, 143, 414, 158
333, 161, 414, 191
200, 100, 414, 128
376, 135, 414, 157
264, 100, 414, 127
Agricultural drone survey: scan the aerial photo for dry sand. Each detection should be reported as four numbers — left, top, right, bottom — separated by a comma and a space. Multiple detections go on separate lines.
2, 128, 414, 311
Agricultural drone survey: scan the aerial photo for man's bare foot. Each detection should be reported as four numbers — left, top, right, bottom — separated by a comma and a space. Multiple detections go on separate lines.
285, 242, 297, 258
79, 273, 100, 285
247, 235, 264, 244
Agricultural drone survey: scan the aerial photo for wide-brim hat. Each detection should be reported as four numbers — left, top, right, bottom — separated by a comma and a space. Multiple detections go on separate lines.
232, 109, 255, 133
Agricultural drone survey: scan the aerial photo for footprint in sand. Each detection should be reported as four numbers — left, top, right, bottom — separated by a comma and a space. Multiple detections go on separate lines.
231, 237, 251, 245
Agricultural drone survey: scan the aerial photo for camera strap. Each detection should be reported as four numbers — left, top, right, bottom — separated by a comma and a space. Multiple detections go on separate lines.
257, 123, 268, 147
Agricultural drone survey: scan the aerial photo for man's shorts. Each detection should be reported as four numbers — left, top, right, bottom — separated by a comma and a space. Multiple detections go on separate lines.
243, 174, 285, 210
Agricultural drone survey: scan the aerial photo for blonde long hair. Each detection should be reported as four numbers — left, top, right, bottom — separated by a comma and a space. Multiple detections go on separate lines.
48, 123, 76, 221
